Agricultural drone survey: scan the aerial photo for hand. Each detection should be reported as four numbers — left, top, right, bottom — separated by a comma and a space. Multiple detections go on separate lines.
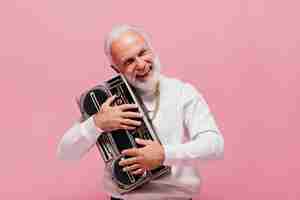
93, 95, 143, 132
119, 138, 165, 175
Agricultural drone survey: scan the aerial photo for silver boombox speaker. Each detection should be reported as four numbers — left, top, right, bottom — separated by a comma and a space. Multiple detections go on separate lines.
77, 74, 171, 194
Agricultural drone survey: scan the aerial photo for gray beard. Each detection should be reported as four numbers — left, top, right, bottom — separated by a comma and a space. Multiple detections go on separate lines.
125, 56, 161, 97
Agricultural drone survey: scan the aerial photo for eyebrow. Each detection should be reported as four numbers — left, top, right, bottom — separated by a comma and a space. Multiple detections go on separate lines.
138, 49, 147, 56
122, 48, 147, 64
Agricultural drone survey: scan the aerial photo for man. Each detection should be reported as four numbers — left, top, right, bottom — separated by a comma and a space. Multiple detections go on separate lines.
57, 24, 224, 200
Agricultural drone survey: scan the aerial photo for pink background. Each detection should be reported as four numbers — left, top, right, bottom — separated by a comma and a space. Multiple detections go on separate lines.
1, 0, 299, 199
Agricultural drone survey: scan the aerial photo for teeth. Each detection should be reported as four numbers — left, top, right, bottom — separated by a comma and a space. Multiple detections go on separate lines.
137, 68, 151, 78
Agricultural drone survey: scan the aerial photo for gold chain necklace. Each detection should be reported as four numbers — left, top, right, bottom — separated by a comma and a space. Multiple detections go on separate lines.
148, 81, 160, 121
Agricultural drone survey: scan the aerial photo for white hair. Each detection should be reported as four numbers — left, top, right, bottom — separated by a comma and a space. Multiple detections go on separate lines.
104, 24, 154, 66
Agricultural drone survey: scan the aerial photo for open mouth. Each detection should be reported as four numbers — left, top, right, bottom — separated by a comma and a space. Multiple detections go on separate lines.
136, 65, 153, 79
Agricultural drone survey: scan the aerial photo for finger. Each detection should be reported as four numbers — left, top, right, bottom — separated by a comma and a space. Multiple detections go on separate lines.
118, 104, 138, 111
121, 111, 143, 119
123, 164, 142, 172
103, 95, 116, 106
135, 138, 153, 146
119, 156, 140, 166
121, 119, 141, 127
121, 148, 140, 157
120, 125, 136, 130
132, 168, 145, 175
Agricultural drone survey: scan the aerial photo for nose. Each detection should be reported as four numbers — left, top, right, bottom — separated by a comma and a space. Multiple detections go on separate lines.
135, 56, 146, 70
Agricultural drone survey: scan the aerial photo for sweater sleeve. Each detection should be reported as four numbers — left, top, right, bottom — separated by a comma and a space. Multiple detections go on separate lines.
163, 83, 224, 165
56, 115, 103, 160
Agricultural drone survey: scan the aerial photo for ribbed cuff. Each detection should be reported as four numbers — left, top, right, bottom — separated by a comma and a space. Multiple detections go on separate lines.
163, 144, 182, 165
80, 115, 103, 143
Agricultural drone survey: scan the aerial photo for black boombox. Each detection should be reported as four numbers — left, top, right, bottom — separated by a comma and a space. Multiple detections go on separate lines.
77, 74, 171, 194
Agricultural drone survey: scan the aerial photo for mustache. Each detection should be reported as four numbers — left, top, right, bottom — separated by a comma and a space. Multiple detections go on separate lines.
126, 55, 161, 87
124, 56, 161, 94
131, 64, 152, 81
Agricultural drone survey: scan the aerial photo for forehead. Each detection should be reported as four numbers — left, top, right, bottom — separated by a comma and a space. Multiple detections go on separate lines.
111, 31, 146, 64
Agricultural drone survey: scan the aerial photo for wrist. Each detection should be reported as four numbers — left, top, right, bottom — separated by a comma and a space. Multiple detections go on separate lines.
93, 112, 104, 130
92, 114, 105, 133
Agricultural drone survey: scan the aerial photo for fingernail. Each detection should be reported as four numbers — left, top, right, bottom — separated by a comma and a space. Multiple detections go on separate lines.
123, 167, 128, 172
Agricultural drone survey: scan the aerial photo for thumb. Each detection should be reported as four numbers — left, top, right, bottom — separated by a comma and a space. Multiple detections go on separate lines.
135, 138, 152, 146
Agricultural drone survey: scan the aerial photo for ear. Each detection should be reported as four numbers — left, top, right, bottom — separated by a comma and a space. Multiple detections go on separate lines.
110, 65, 120, 73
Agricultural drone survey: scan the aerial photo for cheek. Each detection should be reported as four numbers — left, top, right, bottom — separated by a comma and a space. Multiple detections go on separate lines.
122, 64, 136, 75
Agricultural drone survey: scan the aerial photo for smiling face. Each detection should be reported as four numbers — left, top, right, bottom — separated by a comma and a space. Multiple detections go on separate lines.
110, 31, 160, 95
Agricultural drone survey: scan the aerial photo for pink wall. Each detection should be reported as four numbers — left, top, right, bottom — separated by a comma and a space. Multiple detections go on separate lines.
1, 0, 299, 199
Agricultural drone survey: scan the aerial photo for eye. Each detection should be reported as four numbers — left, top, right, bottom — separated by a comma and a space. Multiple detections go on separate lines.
124, 58, 135, 66
138, 49, 147, 57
